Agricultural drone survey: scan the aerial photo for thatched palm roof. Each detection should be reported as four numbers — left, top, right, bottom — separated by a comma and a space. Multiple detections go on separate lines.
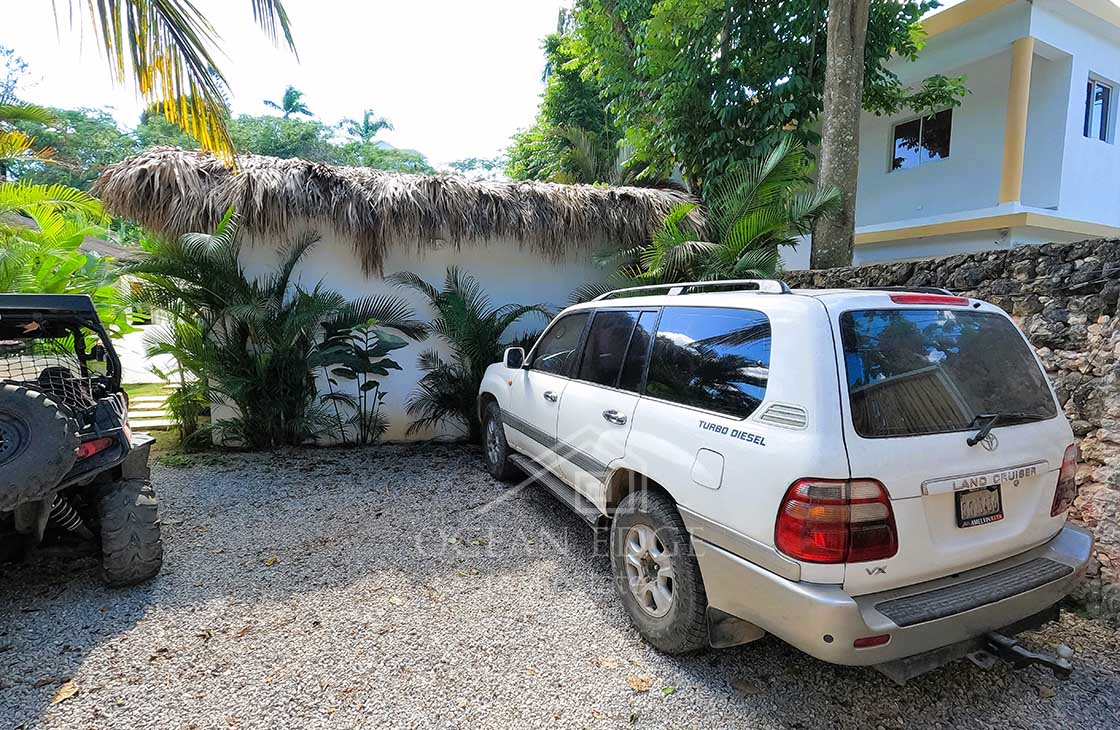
93, 148, 700, 274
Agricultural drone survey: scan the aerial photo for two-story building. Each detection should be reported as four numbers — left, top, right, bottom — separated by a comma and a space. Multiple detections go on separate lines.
786, 0, 1120, 268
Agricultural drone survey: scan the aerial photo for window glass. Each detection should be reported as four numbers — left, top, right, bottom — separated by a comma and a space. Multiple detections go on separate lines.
530, 312, 589, 376
619, 311, 658, 393
921, 110, 952, 162
1084, 79, 1113, 141
892, 111, 952, 170
646, 307, 771, 419
840, 310, 1057, 438
891, 118, 921, 170
578, 310, 640, 387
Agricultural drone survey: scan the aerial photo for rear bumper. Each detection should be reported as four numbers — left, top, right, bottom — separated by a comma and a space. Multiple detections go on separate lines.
694, 524, 1093, 666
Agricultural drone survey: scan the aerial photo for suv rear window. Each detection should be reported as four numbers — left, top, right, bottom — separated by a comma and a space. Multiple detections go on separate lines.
840, 309, 1057, 438
645, 307, 771, 419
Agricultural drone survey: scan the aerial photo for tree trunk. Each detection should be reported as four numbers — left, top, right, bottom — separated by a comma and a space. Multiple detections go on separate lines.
810, 0, 870, 270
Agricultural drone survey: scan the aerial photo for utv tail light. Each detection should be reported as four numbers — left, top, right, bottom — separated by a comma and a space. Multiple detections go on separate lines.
775, 478, 898, 563
1051, 443, 1080, 517
77, 437, 114, 460
888, 293, 970, 307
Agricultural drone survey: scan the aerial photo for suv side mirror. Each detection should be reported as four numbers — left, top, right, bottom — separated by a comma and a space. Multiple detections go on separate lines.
504, 347, 526, 369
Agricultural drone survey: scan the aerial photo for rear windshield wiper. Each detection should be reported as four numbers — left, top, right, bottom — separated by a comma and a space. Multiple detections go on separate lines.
966, 412, 1049, 447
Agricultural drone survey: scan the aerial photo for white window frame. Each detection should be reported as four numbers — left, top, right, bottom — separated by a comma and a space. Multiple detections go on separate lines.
1083, 74, 1116, 144
888, 109, 953, 172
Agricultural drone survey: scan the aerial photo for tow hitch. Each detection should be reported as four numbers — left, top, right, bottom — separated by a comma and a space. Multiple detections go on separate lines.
976, 631, 1074, 679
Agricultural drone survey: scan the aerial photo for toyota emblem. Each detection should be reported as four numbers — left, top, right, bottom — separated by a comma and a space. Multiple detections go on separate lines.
981, 433, 999, 452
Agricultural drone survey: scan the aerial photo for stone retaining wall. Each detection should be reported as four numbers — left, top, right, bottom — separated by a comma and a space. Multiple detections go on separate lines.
786, 238, 1120, 619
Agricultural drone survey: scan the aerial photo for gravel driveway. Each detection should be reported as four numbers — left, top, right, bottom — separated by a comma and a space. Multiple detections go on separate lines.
2, 445, 1120, 729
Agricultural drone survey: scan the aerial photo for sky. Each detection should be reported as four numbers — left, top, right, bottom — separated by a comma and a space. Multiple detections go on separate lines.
1, 0, 569, 168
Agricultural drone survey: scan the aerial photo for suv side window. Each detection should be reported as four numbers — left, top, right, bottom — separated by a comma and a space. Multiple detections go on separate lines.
530, 312, 590, 376
645, 306, 771, 418
577, 310, 641, 387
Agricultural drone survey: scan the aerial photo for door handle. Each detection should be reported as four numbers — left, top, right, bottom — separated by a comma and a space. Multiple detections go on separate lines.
543, 391, 559, 402
602, 410, 627, 425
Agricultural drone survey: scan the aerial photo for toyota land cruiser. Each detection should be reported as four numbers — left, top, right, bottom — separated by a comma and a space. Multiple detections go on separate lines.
477, 280, 1092, 682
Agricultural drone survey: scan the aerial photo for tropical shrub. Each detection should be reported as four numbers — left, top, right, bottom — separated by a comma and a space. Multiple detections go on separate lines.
315, 319, 409, 446
389, 268, 549, 442
573, 139, 840, 302
128, 212, 425, 449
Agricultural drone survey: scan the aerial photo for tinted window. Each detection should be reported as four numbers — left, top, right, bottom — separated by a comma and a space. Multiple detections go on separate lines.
531, 312, 589, 376
840, 309, 1057, 438
578, 310, 639, 386
892, 110, 951, 170
619, 311, 657, 393
646, 307, 771, 418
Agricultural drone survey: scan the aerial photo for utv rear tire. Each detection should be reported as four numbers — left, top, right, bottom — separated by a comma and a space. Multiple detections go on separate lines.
610, 489, 708, 654
0, 385, 79, 512
98, 479, 163, 587
482, 401, 521, 482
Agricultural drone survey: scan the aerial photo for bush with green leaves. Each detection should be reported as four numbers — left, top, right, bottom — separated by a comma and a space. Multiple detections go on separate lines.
128, 212, 425, 449
573, 139, 840, 302
389, 268, 549, 443
315, 319, 409, 446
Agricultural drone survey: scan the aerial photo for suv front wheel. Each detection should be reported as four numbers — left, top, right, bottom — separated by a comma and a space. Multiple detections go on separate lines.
481, 401, 520, 482
610, 489, 708, 654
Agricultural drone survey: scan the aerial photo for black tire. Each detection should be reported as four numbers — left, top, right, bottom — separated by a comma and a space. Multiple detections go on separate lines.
0, 385, 79, 512
97, 479, 163, 587
481, 401, 520, 482
610, 489, 708, 654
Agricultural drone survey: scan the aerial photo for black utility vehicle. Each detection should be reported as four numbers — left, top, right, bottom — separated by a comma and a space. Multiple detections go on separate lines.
0, 294, 162, 586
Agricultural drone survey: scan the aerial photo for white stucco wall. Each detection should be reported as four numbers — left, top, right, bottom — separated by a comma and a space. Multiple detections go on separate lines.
224, 231, 607, 443
1033, 0, 1120, 227
854, 52, 1012, 228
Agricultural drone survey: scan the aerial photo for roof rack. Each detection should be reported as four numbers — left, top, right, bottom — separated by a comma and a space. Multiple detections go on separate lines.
855, 286, 954, 296
593, 279, 791, 301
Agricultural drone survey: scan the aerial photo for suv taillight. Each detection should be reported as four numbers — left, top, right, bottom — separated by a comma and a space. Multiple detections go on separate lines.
1051, 444, 1079, 517
775, 478, 898, 563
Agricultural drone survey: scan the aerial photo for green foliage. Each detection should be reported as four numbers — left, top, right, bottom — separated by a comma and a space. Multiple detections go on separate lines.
228, 114, 339, 162
137, 105, 201, 149
448, 156, 505, 179
335, 142, 435, 173
0, 185, 135, 335
315, 319, 408, 445
264, 85, 313, 119
11, 108, 140, 189
571, 0, 965, 191
339, 110, 393, 143
127, 213, 425, 449
579, 138, 838, 299
388, 268, 549, 442
506, 28, 620, 182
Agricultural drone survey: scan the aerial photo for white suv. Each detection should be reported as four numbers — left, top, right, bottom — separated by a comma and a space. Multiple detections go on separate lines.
477, 280, 1092, 682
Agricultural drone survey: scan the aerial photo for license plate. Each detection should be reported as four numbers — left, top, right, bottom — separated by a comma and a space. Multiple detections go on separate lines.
956, 485, 1004, 528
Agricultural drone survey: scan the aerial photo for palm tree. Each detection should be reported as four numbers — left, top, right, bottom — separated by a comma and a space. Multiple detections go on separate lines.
39, 1, 296, 159
264, 86, 313, 119
579, 139, 840, 300
340, 110, 394, 143
550, 126, 661, 186
127, 212, 426, 448
0, 102, 56, 179
388, 268, 549, 442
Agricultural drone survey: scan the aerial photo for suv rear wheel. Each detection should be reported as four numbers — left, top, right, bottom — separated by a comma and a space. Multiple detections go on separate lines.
0, 385, 78, 512
98, 479, 163, 587
610, 489, 708, 654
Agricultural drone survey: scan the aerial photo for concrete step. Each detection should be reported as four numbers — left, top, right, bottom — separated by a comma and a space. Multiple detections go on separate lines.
130, 419, 174, 430
131, 395, 169, 403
